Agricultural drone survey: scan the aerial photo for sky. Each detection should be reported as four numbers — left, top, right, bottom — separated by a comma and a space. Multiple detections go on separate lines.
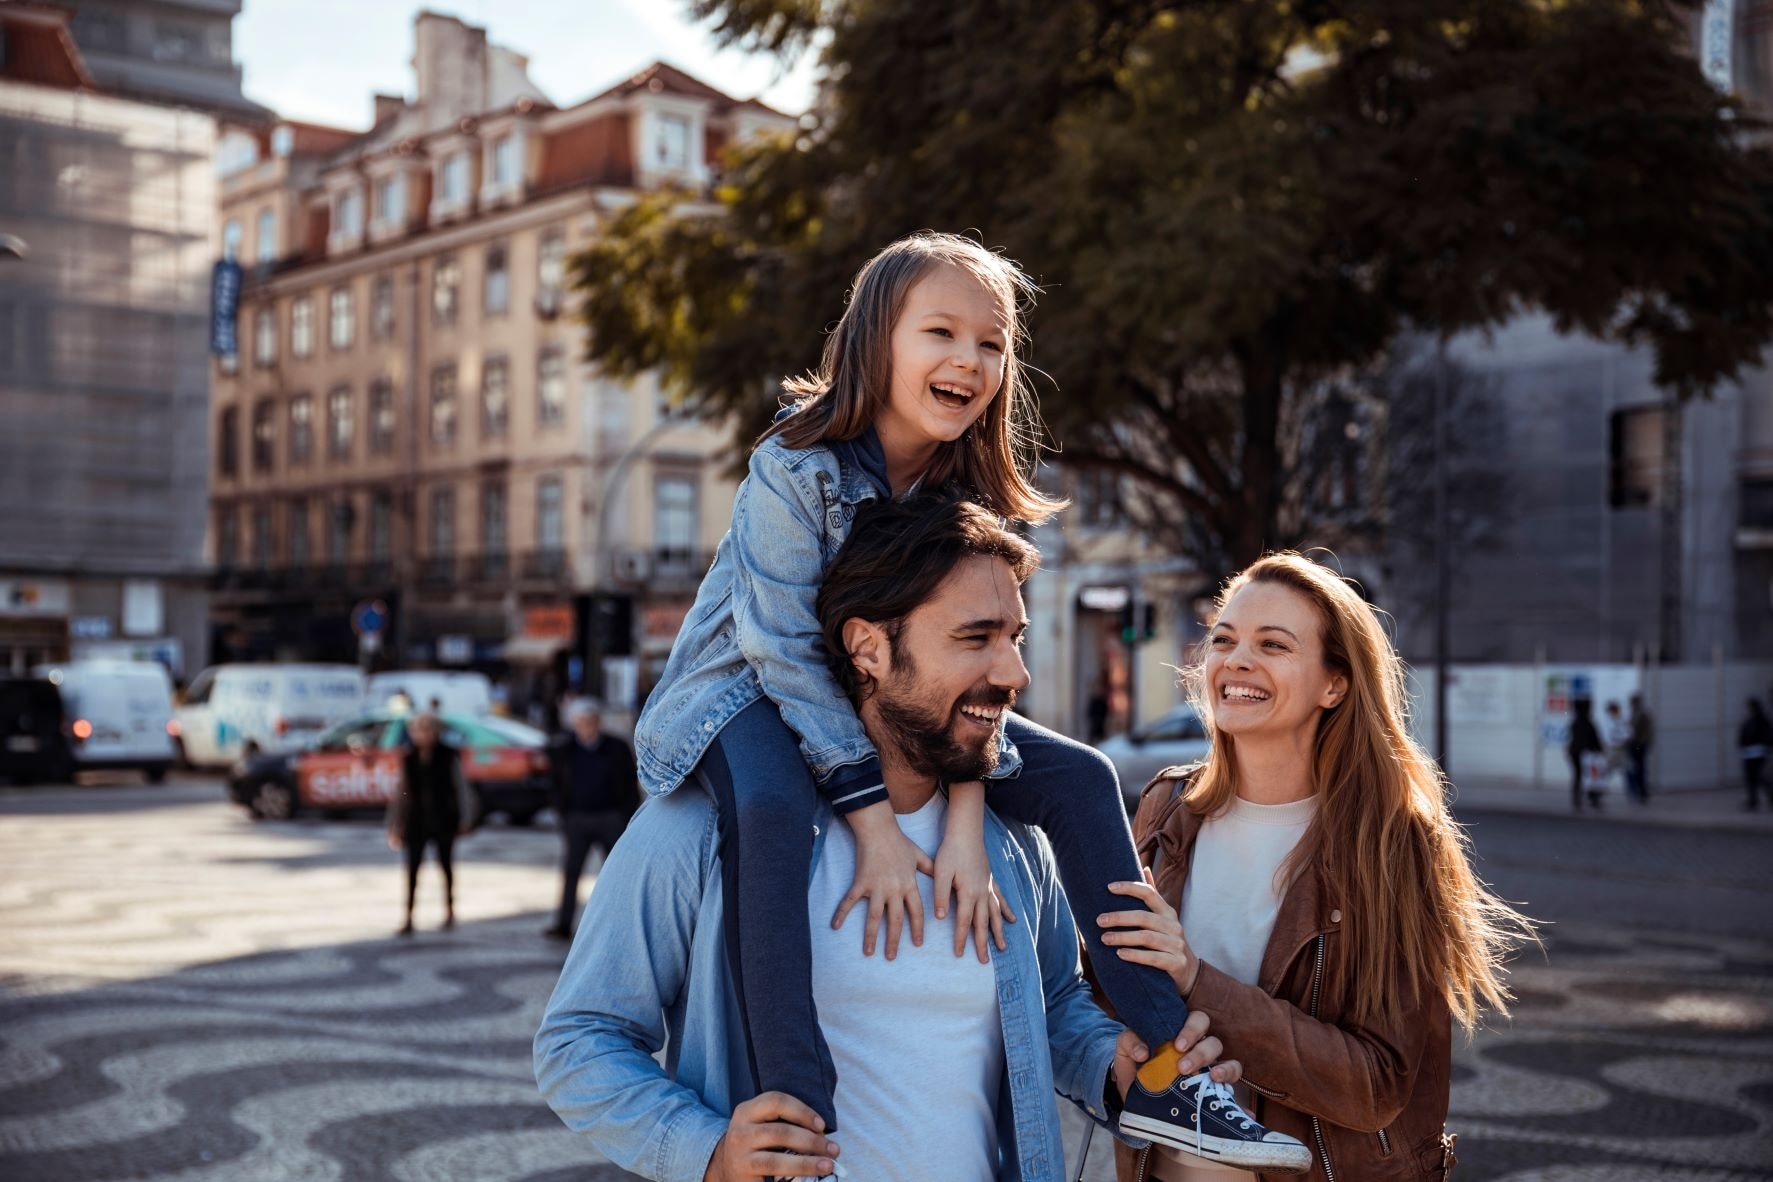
233, 0, 820, 130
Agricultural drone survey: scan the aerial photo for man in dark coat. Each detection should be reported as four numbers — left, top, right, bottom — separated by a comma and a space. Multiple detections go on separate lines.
387, 712, 475, 935
544, 699, 639, 939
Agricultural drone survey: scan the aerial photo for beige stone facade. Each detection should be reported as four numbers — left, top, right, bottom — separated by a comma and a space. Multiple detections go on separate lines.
209, 13, 792, 716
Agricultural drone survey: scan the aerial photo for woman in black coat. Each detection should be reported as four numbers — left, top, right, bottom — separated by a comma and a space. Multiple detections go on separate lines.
386, 713, 476, 934
1567, 697, 1605, 812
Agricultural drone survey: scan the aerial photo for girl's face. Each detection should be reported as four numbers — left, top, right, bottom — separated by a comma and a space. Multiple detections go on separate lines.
1204, 581, 1347, 747
876, 263, 1009, 462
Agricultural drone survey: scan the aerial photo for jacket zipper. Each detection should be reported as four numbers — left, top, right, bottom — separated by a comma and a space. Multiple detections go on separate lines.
1378, 1127, 1392, 1156
1308, 933, 1335, 1182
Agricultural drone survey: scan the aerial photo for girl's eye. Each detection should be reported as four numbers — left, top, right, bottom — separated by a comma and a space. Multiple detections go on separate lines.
982, 340, 1004, 353
928, 327, 953, 338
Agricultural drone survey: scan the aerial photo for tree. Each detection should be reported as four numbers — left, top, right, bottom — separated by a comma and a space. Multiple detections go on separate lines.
574, 0, 1773, 578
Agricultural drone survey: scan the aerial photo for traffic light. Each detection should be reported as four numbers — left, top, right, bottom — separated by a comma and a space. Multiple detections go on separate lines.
1118, 601, 1158, 644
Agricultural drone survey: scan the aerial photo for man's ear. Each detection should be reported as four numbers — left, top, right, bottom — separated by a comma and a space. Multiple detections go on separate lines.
843, 617, 888, 686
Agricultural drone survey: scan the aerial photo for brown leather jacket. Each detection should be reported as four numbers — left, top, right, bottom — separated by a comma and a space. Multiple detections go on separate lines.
1112, 770, 1459, 1182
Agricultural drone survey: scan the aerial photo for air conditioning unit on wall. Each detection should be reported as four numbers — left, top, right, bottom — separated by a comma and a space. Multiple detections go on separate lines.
611, 550, 651, 583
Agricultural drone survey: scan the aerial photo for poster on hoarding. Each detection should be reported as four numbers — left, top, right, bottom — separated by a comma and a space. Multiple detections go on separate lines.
1539, 667, 1640, 748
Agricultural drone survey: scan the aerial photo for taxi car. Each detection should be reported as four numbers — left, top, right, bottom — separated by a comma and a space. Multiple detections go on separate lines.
227, 710, 554, 825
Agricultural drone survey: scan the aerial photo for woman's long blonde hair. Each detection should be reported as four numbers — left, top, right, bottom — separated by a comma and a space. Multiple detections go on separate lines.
763, 231, 1064, 524
1184, 553, 1536, 1035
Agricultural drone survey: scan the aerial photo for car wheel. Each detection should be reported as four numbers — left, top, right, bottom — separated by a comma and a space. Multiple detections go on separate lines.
507, 809, 538, 827
145, 765, 167, 785
172, 737, 190, 771
250, 781, 294, 821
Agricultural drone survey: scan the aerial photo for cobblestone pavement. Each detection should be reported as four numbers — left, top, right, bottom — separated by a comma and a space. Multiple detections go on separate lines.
1, 779, 1770, 1181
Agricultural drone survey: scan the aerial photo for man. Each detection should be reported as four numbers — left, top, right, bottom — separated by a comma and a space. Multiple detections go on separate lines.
535, 496, 1236, 1181
386, 712, 474, 935
1627, 694, 1654, 805
544, 699, 640, 940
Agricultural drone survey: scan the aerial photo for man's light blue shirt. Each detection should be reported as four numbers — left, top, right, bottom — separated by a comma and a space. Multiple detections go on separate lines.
534, 783, 1127, 1181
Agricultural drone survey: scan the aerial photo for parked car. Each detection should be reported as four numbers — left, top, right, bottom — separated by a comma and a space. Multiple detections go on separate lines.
36, 659, 177, 782
227, 710, 555, 825
0, 677, 73, 785
1096, 704, 1212, 811
174, 664, 365, 770
365, 670, 493, 718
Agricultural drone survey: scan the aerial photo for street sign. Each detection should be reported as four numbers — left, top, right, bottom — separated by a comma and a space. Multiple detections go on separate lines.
351, 599, 388, 637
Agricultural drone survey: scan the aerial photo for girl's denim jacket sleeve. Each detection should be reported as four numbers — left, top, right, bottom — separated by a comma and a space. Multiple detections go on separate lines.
533, 786, 1127, 1182
633, 436, 1020, 802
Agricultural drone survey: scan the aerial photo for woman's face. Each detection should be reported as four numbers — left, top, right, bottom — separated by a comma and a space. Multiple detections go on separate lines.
1204, 581, 1346, 747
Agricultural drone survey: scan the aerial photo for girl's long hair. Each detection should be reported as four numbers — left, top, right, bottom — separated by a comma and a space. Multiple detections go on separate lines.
763, 231, 1064, 524
1184, 553, 1536, 1035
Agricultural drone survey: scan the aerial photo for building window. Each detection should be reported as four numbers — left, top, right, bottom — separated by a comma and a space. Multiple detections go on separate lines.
222, 218, 242, 261
288, 498, 309, 568
216, 506, 239, 566
291, 295, 314, 358
369, 491, 392, 562
655, 474, 698, 561
492, 134, 517, 185
327, 385, 354, 460
256, 208, 276, 265
484, 243, 509, 316
441, 151, 468, 202
252, 398, 276, 473
1074, 468, 1125, 529
537, 346, 567, 429
328, 286, 354, 350
432, 255, 459, 326
481, 480, 508, 560
1608, 406, 1666, 508
481, 354, 509, 439
327, 497, 352, 564
430, 364, 458, 448
371, 274, 395, 340
251, 505, 273, 569
335, 188, 363, 240
1744, 478, 1773, 532
431, 487, 455, 557
536, 474, 564, 552
253, 306, 276, 366
217, 406, 239, 479
375, 173, 405, 224
288, 393, 313, 467
538, 229, 566, 295
369, 378, 396, 455
655, 113, 691, 169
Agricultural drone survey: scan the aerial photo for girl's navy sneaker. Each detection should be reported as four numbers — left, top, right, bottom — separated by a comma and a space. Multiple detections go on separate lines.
1119, 1071, 1313, 1173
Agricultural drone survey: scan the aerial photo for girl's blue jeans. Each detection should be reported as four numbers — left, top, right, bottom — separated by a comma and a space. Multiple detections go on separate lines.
698, 697, 1189, 1132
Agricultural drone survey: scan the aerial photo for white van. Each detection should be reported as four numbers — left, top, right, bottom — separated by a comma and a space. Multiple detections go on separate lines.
365, 670, 493, 718
175, 664, 365, 769
35, 660, 177, 781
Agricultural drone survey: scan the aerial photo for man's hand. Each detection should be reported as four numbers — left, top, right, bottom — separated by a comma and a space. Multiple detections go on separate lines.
1109, 1010, 1241, 1102
832, 802, 932, 958
702, 1092, 839, 1180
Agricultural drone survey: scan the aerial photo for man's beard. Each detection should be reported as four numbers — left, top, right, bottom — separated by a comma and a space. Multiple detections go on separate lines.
871, 653, 1014, 783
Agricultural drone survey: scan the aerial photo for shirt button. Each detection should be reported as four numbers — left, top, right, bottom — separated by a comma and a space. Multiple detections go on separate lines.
1330, 909, 1342, 924
703, 721, 714, 732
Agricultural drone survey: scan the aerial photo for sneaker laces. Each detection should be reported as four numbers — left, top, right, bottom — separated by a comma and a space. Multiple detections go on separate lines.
1185, 1072, 1257, 1133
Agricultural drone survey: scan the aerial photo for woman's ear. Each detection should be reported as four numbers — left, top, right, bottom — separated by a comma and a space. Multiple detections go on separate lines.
1321, 672, 1349, 710
843, 618, 887, 684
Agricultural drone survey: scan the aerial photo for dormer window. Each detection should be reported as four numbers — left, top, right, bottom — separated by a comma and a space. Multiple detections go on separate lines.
375, 174, 405, 224
271, 126, 294, 157
492, 135, 517, 186
655, 114, 690, 170
335, 188, 363, 240
441, 152, 469, 203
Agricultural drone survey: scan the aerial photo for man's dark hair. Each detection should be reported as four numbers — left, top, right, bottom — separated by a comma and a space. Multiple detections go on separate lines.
816, 493, 1039, 701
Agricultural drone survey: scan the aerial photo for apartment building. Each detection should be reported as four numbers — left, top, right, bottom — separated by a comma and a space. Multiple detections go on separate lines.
209, 13, 793, 715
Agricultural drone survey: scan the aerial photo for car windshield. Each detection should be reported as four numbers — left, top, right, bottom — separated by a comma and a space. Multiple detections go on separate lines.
313, 714, 391, 749
1138, 708, 1207, 742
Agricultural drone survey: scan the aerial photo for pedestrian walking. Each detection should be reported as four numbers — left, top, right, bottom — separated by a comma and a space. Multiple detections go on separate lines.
544, 700, 639, 940
385, 712, 475, 935
1101, 553, 1535, 1182
1740, 698, 1773, 811
1567, 698, 1606, 812
1627, 694, 1654, 804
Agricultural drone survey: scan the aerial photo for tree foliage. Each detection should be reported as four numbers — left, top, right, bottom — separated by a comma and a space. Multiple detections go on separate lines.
574, 0, 1773, 576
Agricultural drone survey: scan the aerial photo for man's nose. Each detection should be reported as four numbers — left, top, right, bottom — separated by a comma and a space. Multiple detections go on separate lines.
992, 640, 1032, 693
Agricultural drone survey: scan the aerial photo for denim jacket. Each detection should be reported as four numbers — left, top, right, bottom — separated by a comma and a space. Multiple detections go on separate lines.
533, 784, 1128, 1182
633, 433, 1021, 806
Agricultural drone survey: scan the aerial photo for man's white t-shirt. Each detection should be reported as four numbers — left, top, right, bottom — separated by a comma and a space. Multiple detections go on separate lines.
1156, 794, 1317, 1182
808, 792, 1003, 1181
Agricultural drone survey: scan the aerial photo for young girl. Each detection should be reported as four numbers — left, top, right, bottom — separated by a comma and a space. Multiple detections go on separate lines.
1100, 554, 1536, 1181
634, 232, 1301, 1170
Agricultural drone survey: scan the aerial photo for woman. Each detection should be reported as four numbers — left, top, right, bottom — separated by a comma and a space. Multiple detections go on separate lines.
1099, 554, 1534, 1181
1740, 697, 1772, 811
386, 712, 475, 935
